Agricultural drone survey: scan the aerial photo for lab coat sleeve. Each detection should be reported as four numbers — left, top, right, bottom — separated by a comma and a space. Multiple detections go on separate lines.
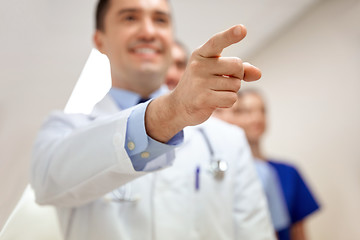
31, 108, 151, 207
233, 132, 276, 240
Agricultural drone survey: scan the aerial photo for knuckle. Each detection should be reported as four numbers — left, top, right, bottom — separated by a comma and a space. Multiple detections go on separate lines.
220, 92, 238, 108
191, 49, 200, 58
233, 78, 241, 90
228, 92, 238, 105
189, 60, 201, 71
231, 57, 243, 67
230, 57, 244, 79
189, 59, 209, 75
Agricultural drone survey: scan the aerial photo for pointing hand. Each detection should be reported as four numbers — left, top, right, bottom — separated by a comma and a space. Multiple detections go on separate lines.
146, 25, 262, 142
172, 25, 261, 127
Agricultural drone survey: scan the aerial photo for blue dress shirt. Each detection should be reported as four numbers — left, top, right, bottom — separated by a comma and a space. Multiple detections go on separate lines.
109, 86, 184, 171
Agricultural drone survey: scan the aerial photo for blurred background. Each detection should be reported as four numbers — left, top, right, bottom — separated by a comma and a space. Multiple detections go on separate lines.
1, 0, 359, 239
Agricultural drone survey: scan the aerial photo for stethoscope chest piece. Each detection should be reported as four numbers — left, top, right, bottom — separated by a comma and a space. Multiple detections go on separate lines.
198, 127, 228, 180
209, 158, 228, 180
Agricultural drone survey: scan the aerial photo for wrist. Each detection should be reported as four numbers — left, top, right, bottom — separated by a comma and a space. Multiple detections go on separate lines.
144, 93, 185, 143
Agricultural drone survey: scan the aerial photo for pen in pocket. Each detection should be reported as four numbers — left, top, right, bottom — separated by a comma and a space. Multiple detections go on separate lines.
195, 166, 200, 191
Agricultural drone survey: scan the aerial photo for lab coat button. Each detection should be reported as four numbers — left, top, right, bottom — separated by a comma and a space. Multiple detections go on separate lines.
127, 141, 135, 151
141, 152, 150, 159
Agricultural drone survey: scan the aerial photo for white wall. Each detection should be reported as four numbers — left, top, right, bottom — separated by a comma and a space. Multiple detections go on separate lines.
0, 0, 97, 231
248, 0, 360, 239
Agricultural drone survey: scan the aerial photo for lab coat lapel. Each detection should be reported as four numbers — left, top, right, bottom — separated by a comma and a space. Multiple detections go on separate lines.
90, 93, 120, 117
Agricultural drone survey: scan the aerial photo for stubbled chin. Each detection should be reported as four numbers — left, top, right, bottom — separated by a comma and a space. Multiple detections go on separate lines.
128, 52, 170, 74
137, 62, 164, 73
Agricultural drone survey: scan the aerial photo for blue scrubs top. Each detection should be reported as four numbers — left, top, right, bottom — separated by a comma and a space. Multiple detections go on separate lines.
268, 160, 320, 240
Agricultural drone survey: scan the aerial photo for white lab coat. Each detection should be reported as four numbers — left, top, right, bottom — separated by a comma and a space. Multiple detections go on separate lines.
31, 94, 275, 240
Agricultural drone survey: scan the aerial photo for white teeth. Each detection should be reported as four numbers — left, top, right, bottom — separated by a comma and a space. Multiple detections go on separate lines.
134, 48, 156, 54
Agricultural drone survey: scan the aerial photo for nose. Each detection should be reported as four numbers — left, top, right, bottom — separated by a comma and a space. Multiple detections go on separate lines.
138, 18, 156, 41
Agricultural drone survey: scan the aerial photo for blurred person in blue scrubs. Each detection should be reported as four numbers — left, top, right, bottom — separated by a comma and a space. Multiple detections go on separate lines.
214, 89, 320, 240
30, 0, 275, 239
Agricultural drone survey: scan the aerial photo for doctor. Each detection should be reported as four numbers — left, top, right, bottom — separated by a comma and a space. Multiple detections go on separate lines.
31, 0, 275, 239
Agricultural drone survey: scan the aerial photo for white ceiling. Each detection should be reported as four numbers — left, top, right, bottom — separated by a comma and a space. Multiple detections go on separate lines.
0, 0, 320, 230
172, 0, 321, 58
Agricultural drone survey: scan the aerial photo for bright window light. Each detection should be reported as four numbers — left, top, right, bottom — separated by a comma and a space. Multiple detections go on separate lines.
64, 48, 111, 114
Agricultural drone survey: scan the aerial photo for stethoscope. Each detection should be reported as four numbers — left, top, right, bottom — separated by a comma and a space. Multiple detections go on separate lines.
197, 128, 228, 180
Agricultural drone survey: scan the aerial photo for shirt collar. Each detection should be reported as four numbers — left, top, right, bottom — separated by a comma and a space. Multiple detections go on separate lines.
109, 85, 169, 110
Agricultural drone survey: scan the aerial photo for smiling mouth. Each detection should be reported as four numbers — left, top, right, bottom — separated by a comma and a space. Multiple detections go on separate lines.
130, 46, 163, 55
133, 48, 158, 54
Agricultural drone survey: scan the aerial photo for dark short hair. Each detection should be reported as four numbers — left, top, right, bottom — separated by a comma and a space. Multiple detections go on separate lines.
95, 0, 111, 31
95, 0, 170, 32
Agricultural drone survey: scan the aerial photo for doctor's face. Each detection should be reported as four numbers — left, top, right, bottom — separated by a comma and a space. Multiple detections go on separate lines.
94, 0, 173, 89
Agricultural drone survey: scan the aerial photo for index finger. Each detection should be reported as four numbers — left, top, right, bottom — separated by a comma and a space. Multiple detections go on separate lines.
198, 25, 247, 58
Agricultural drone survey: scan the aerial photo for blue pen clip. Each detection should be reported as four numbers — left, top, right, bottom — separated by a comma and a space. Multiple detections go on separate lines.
195, 166, 200, 191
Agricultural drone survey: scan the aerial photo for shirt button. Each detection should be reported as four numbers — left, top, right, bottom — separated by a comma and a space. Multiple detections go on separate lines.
141, 152, 150, 159
127, 141, 135, 151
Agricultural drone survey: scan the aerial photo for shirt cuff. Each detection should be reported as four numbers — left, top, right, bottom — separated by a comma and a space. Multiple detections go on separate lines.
125, 100, 184, 171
